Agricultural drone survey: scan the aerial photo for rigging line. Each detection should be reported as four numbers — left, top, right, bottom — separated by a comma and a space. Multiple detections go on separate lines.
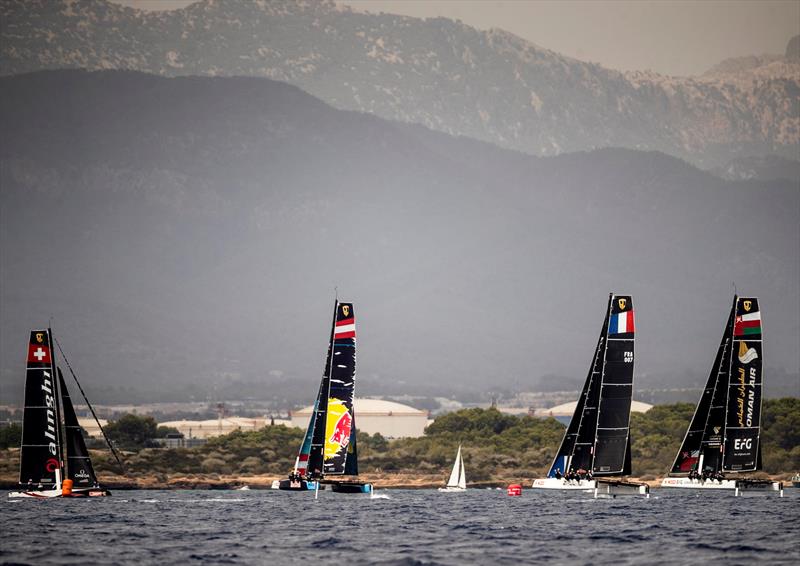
52, 335, 127, 475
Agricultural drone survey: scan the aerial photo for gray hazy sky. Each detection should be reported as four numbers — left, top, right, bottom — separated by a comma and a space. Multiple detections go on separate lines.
113, 0, 799, 76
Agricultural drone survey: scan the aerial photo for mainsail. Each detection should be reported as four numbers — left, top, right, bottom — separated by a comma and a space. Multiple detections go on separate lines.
19, 330, 63, 487
668, 296, 763, 475
547, 294, 635, 477
725, 297, 762, 471
306, 301, 358, 478
294, 381, 324, 477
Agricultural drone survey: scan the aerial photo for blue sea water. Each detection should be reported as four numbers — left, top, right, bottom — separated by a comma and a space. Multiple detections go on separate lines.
1, 488, 798, 565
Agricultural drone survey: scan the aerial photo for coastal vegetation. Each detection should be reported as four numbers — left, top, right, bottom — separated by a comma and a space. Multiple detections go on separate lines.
0, 399, 797, 485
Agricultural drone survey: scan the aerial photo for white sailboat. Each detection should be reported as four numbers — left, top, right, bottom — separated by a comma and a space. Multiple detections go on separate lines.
438, 444, 467, 492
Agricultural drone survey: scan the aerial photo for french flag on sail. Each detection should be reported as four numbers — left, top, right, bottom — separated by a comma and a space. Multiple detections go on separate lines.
609, 310, 635, 335
334, 317, 356, 340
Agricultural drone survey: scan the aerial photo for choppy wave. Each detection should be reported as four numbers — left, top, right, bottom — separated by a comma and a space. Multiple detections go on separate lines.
2, 488, 799, 565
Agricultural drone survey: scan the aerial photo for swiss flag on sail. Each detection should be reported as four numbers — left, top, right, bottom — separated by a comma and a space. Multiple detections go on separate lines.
27, 343, 51, 364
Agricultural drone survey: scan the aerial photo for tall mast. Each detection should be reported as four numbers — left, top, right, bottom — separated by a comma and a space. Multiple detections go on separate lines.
307, 299, 339, 478
48, 328, 66, 482
589, 295, 614, 473
322, 298, 339, 465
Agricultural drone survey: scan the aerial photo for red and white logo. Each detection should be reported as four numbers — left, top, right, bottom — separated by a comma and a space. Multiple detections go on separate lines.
27, 344, 51, 364
333, 317, 355, 340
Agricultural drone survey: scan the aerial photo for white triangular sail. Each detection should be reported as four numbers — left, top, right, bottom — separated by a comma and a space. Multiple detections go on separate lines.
457, 448, 466, 489
446, 444, 466, 488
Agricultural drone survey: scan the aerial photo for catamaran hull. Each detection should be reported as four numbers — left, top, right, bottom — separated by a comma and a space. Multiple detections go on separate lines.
8, 487, 110, 498
660, 477, 736, 490
273, 479, 318, 491
660, 477, 782, 496
324, 480, 373, 494
594, 480, 649, 498
734, 479, 783, 497
531, 478, 596, 491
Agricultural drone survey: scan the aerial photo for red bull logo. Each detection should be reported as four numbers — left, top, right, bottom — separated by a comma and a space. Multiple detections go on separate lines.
324, 398, 352, 459
330, 411, 352, 446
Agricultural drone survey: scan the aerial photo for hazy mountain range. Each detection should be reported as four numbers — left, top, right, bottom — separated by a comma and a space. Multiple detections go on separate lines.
1, 70, 798, 405
2, 0, 798, 176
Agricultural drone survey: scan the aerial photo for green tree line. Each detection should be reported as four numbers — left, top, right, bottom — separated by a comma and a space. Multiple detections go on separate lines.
2, 399, 798, 480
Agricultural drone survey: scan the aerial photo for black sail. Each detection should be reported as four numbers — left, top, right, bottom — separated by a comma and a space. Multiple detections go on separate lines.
670, 302, 734, 475
546, 342, 597, 477
550, 294, 635, 477
59, 368, 98, 487
592, 294, 635, 475
307, 301, 358, 477
723, 297, 762, 471
19, 329, 63, 487
559, 326, 606, 474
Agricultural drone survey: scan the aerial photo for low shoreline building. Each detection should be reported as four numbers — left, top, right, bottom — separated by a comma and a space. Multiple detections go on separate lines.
291, 398, 429, 438
535, 400, 653, 425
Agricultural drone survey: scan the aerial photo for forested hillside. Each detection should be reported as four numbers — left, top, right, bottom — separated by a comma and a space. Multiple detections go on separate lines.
2, 400, 796, 486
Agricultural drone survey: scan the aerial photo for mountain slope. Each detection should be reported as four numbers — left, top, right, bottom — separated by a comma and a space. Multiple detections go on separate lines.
1, 0, 798, 170
1, 70, 797, 404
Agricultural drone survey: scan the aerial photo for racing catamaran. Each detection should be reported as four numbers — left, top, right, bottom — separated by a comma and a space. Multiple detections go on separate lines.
532, 294, 648, 497
661, 296, 782, 496
438, 444, 467, 492
275, 300, 372, 493
10, 329, 113, 498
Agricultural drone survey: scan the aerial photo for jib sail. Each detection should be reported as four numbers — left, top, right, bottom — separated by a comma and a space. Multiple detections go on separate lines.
548, 294, 635, 477
295, 380, 324, 477
723, 297, 762, 472
59, 368, 98, 487
547, 330, 604, 477
307, 301, 358, 477
669, 304, 734, 475
19, 329, 63, 487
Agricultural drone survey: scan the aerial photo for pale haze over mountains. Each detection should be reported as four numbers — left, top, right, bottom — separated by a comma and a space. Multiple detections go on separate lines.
0, 1, 798, 405
2, 0, 799, 171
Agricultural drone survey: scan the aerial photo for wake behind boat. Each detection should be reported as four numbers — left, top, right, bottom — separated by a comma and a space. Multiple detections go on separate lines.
531, 294, 649, 498
438, 444, 467, 492
661, 296, 782, 496
274, 300, 372, 494
9, 329, 113, 498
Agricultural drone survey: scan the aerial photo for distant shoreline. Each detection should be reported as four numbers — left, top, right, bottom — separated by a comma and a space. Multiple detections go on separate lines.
2, 473, 792, 490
